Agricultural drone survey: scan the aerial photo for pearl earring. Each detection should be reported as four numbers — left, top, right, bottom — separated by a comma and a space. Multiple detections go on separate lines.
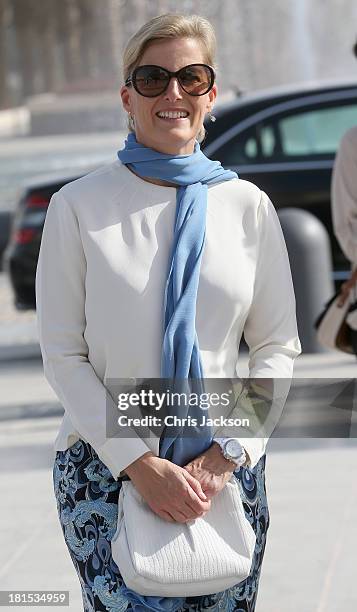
209, 111, 216, 123
128, 113, 135, 129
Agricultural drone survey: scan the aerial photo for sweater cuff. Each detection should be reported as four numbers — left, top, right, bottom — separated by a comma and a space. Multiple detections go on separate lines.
234, 438, 267, 469
97, 436, 155, 480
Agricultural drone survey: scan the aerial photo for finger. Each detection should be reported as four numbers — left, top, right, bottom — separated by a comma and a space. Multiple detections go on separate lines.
156, 510, 175, 523
185, 486, 211, 514
337, 289, 349, 307
183, 471, 207, 501
186, 487, 211, 514
170, 509, 191, 524
340, 283, 352, 295
181, 501, 205, 521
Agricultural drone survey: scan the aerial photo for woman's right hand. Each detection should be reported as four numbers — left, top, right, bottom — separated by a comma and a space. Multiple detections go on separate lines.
337, 268, 357, 307
124, 452, 211, 523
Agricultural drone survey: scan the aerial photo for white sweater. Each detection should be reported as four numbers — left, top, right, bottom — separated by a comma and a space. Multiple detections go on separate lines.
35, 160, 301, 478
332, 125, 357, 267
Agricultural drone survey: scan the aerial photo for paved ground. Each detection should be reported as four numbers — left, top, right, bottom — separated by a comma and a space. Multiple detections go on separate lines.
258, 438, 357, 612
0, 272, 36, 325
0, 272, 40, 360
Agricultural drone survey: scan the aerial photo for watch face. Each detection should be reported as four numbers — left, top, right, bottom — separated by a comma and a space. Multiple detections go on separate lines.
225, 439, 242, 458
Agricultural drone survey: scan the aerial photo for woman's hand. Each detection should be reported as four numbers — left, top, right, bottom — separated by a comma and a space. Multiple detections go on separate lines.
338, 268, 357, 307
182, 442, 236, 502
124, 452, 211, 523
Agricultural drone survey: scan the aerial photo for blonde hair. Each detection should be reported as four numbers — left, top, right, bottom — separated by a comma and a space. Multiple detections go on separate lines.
122, 13, 217, 143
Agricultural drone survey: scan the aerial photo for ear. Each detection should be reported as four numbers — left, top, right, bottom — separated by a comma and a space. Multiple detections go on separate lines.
207, 83, 217, 112
120, 85, 132, 114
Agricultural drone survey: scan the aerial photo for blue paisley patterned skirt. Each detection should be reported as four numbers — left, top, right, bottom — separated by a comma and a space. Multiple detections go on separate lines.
53, 439, 269, 612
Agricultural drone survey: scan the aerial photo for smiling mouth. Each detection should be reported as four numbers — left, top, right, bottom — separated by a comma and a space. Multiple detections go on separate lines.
156, 111, 190, 120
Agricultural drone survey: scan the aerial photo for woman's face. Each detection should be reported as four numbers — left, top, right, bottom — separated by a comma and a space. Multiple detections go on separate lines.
120, 37, 217, 155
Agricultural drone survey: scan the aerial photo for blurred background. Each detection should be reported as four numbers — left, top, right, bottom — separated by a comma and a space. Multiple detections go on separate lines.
1, 0, 357, 111
1, 0, 357, 130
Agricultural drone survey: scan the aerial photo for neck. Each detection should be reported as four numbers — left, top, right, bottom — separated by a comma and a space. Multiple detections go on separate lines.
127, 165, 177, 188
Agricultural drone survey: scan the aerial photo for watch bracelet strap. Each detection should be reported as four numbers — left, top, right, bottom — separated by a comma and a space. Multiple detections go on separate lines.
214, 439, 246, 467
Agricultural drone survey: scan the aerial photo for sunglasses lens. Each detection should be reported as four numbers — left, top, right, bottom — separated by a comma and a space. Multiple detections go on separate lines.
178, 65, 213, 95
131, 64, 214, 97
134, 66, 169, 96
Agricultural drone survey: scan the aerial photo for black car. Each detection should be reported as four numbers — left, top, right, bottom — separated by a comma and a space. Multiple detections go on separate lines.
4, 79, 357, 310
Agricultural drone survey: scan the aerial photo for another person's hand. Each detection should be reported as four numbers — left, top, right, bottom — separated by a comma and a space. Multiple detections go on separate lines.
337, 268, 357, 307
182, 442, 237, 502
124, 452, 211, 523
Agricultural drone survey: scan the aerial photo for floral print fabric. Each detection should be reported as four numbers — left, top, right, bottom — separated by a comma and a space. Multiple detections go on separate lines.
53, 439, 269, 611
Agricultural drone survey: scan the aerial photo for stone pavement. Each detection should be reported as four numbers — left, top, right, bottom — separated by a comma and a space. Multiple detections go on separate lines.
259, 438, 357, 612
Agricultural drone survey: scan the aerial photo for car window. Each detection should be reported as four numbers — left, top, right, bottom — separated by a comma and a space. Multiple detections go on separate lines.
213, 100, 357, 165
278, 104, 357, 156
210, 126, 260, 165
260, 125, 276, 157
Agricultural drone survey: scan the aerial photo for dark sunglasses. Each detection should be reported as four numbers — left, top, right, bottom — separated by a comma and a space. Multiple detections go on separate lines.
125, 63, 215, 97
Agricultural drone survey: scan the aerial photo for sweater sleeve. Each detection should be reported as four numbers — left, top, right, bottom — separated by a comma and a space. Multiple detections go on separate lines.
236, 190, 301, 468
331, 129, 357, 266
35, 190, 153, 478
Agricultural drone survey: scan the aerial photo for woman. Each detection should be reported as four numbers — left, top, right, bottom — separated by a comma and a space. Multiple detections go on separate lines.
36, 13, 301, 612
332, 40, 357, 310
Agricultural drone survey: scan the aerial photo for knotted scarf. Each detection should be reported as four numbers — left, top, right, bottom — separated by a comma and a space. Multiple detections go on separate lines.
117, 133, 238, 612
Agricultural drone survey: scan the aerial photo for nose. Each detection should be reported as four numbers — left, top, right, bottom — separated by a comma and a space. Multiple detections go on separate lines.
164, 77, 183, 101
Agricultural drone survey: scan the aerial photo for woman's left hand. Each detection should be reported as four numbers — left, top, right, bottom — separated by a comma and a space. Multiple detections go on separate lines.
183, 442, 236, 504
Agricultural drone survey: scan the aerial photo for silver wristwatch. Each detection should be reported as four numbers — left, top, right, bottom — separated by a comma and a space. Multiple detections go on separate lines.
214, 438, 246, 468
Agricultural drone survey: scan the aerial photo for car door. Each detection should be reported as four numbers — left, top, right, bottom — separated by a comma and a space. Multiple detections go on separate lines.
205, 88, 357, 277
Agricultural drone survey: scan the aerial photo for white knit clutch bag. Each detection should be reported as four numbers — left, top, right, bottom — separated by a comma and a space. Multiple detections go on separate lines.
111, 474, 256, 597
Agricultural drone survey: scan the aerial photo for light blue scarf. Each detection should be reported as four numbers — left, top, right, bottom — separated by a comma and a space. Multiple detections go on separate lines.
117, 133, 238, 612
